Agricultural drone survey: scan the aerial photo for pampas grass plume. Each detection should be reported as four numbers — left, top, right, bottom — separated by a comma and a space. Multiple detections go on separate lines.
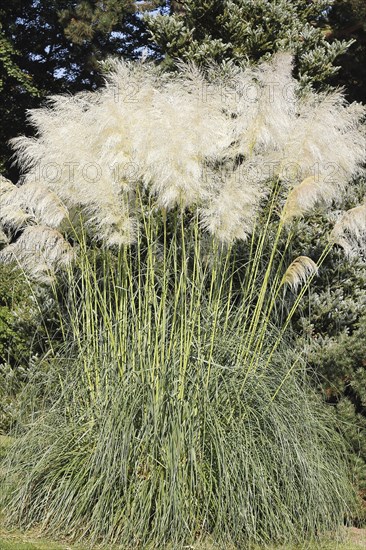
0, 54, 365, 276
330, 200, 366, 257
281, 256, 318, 292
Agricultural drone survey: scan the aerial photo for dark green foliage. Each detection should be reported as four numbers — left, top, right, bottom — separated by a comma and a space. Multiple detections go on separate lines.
147, 0, 350, 88
0, 19, 40, 177
328, 0, 366, 103
0, 0, 153, 180
334, 398, 366, 523
0, 265, 45, 433
0, 265, 37, 368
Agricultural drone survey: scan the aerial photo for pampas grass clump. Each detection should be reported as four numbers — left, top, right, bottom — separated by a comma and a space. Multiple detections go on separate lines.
1, 238, 354, 548
1, 53, 365, 548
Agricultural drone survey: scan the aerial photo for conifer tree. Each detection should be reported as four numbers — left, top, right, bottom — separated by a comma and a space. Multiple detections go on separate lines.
328, 0, 366, 102
0, 0, 154, 180
147, 0, 350, 88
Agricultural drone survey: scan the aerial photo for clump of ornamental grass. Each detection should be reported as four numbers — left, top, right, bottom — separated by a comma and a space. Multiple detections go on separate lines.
0, 53, 365, 548
0, 229, 355, 548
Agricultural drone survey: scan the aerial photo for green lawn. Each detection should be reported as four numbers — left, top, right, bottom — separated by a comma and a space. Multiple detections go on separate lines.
0, 528, 365, 550
0, 539, 67, 550
0, 530, 70, 550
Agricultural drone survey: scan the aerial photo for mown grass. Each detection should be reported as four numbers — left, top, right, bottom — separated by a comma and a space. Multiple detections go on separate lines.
0, 537, 66, 550
0, 527, 365, 550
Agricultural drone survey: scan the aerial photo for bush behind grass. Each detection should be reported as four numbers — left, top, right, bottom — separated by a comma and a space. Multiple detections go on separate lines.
0, 265, 42, 433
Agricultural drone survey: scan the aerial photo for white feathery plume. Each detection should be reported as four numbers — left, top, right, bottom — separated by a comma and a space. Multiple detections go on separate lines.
20, 182, 69, 228
134, 73, 231, 208
12, 91, 137, 242
83, 189, 137, 247
0, 176, 30, 229
281, 256, 318, 292
282, 176, 325, 222
1, 53, 364, 274
330, 201, 366, 258
0, 226, 75, 283
279, 91, 366, 193
231, 53, 298, 156
200, 164, 263, 243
